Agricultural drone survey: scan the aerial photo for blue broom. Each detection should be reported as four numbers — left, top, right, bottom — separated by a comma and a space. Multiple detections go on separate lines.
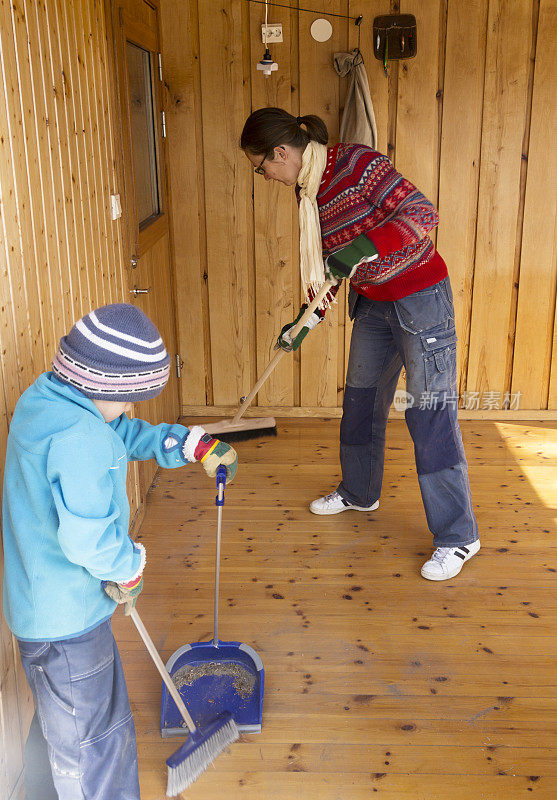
129, 606, 238, 795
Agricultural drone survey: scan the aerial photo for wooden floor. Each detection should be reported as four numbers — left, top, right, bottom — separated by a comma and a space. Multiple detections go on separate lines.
113, 418, 557, 800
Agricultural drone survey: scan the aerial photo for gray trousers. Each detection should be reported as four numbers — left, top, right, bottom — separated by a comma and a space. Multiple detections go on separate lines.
338, 278, 479, 548
18, 619, 140, 800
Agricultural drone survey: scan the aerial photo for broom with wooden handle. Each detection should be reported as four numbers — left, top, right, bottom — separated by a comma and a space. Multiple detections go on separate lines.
203, 277, 338, 440
128, 606, 238, 796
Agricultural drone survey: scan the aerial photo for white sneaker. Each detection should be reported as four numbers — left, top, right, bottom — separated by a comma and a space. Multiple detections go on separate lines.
421, 540, 481, 581
309, 491, 379, 516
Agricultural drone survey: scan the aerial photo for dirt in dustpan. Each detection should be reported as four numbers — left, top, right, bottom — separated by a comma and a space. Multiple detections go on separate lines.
172, 662, 256, 700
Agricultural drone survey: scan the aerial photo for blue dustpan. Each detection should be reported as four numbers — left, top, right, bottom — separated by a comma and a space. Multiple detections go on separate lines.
161, 639, 264, 735
161, 467, 264, 736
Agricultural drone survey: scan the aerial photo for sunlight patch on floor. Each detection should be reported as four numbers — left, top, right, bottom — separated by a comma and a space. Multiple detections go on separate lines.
495, 422, 557, 510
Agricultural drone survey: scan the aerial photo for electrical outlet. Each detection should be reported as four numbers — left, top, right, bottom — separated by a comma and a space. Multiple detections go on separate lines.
261, 23, 283, 43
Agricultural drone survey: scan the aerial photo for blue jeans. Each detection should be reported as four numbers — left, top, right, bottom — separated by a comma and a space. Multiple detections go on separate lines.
339, 278, 478, 548
18, 619, 140, 800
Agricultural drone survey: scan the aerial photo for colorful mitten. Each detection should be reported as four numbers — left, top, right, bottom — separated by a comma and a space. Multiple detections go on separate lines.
182, 427, 238, 482
324, 234, 379, 281
275, 303, 324, 352
103, 575, 143, 616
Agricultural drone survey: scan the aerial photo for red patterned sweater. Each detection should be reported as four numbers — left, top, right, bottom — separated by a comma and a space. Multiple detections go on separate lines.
314, 143, 447, 301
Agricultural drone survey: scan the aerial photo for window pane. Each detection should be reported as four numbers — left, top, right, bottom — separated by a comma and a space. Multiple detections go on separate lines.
126, 42, 160, 225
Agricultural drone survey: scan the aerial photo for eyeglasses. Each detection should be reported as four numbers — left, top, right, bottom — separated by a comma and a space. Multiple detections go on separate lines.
254, 153, 268, 175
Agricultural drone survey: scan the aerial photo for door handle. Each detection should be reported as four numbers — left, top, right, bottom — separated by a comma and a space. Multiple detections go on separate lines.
130, 255, 138, 268
129, 286, 152, 297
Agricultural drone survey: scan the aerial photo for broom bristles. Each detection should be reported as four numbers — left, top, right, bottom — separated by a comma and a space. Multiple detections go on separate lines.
166, 713, 239, 796
218, 425, 277, 444
203, 416, 277, 440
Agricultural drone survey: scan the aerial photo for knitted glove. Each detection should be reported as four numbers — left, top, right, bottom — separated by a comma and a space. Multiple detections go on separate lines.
182, 427, 238, 482
324, 234, 379, 281
275, 304, 324, 352
103, 575, 143, 616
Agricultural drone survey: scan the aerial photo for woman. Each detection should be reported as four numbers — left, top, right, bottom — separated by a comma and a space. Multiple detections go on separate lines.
240, 107, 479, 581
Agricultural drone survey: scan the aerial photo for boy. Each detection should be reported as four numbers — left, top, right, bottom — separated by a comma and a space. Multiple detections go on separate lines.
2, 303, 237, 799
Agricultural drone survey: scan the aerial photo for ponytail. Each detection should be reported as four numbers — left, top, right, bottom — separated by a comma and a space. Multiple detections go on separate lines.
297, 114, 328, 145
240, 107, 328, 155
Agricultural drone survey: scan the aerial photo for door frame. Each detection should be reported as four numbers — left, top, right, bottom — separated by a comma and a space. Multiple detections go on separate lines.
104, 0, 181, 526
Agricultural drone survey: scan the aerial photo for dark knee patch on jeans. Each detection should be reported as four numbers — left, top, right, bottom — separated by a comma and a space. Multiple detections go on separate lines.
405, 407, 460, 474
340, 386, 376, 445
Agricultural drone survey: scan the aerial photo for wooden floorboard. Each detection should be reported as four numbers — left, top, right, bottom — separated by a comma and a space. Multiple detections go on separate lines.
113, 419, 557, 799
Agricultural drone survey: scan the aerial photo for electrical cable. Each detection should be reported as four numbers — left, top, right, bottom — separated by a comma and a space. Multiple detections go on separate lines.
247, 0, 363, 25
264, 0, 268, 45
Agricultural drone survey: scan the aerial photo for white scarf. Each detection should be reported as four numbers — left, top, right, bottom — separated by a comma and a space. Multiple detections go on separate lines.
297, 141, 329, 305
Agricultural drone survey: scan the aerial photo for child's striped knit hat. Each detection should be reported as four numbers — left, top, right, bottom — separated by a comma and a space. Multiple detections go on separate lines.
52, 303, 170, 401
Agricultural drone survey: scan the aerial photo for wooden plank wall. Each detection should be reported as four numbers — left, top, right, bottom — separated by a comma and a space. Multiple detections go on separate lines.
0, 1, 128, 796
162, 0, 557, 417
0, 0, 554, 793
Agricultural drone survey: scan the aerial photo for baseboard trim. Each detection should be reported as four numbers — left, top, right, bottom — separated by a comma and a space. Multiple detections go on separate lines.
180, 406, 556, 422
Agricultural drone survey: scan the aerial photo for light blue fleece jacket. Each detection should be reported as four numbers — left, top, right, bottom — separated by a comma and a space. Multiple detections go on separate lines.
2, 372, 192, 641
